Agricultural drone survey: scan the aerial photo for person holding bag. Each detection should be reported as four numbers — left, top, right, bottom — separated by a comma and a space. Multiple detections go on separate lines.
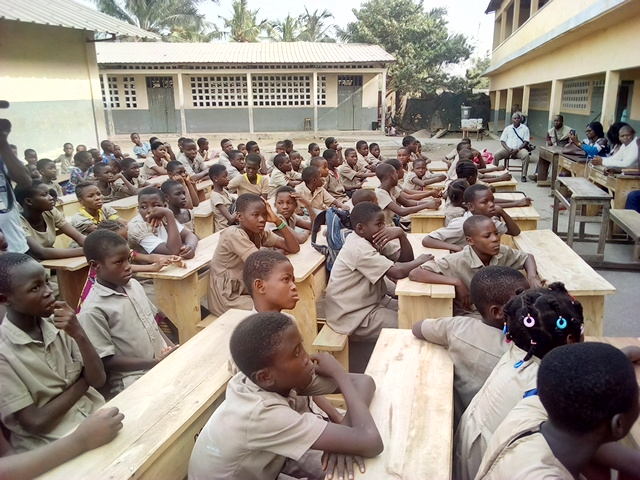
494, 113, 532, 182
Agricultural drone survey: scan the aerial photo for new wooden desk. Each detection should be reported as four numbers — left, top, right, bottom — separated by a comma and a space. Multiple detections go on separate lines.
512, 230, 616, 336
146, 174, 169, 186
410, 193, 540, 234
55, 193, 81, 216
195, 178, 213, 201
106, 195, 139, 220
41, 256, 88, 308
429, 178, 518, 192
428, 160, 449, 172
193, 202, 214, 238
537, 145, 562, 188
39, 309, 250, 480
362, 175, 381, 190
558, 153, 589, 178
364, 329, 454, 479
396, 235, 455, 328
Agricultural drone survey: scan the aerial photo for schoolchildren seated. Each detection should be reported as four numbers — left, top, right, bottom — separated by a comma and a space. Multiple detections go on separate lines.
115, 158, 149, 198
65, 151, 94, 195
338, 148, 375, 195
228, 153, 268, 198
131, 132, 151, 159
177, 138, 208, 181
37, 159, 63, 198
0, 253, 105, 452
322, 149, 348, 201
268, 153, 302, 199
71, 182, 126, 235
142, 141, 169, 179
208, 164, 236, 232
161, 179, 196, 231
403, 158, 445, 190
295, 166, 349, 212
55, 143, 74, 173
273, 186, 314, 243
166, 161, 200, 209
325, 202, 432, 341
93, 162, 136, 202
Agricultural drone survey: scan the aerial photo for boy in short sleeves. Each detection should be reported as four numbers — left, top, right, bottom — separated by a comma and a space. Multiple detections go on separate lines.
127, 213, 185, 254
375, 187, 401, 227
209, 188, 234, 232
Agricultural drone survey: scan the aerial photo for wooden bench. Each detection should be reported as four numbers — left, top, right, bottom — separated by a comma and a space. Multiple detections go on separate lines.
552, 176, 612, 260
193, 202, 214, 238
396, 234, 455, 329
588, 166, 640, 234
609, 209, 640, 261
364, 329, 454, 479
312, 324, 349, 370
39, 308, 250, 480
512, 230, 616, 336
106, 195, 139, 221
41, 256, 88, 308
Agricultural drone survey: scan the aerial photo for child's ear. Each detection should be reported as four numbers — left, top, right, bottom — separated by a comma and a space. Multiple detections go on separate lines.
489, 304, 504, 322
355, 222, 365, 235
609, 412, 631, 441
88, 259, 98, 270
0, 293, 9, 306
252, 368, 275, 389
465, 234, 474, 246
254, 278, 266, 295
467, 203, 475, 213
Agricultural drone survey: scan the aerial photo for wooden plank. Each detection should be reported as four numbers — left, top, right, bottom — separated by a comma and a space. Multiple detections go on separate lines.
39, 309, 251, 480
557, 177, 612, 200
362, 176, 381, 190
428, 160, 449, 172
287, 240, 325, 283
364, 330, 454, 479
610, 209, 640, 238
312, 324, 348, 351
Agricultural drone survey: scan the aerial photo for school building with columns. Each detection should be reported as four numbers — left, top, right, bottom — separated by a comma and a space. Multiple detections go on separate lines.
484, 0, 640, 142
95, 42, 395, 135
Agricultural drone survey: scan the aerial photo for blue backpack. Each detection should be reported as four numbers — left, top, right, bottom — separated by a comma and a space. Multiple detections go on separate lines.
311, 207, 352, 271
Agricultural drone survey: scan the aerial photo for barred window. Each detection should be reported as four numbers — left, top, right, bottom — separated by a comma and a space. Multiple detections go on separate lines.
122, 76, 137, 108
317, 75, 327, 106
100, 76, 120, 108
562, 80, 590, 111
529, 87, 550, 110
190, 76, 248, 107
252, 75, 311, 107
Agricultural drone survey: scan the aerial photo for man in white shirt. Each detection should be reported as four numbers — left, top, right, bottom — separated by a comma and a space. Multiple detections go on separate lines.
592, 125, 638, 169
494, 113, 532, 182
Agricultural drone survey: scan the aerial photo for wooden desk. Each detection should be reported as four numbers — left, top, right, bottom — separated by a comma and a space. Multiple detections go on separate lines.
558, 153, 588, 178
39, 309, 250, 480
137, 233, 221, 343
410, 193, 540, 235
362, 176, 381, 190
55, 194, 81, 216
429, 160, 449, 172
106, 195, 139, 221
429, 178, 518, 192
396, 235, 455, 329
512, 230, 616, 336
41, 256, 88, 308
147, 175, 169, 186
193, 202, 214, 238
195, 179, 213, 201
537, 145, 562, 188
56, 172, 70, 185
588, 166, 640, 212
364, 329, 454, 479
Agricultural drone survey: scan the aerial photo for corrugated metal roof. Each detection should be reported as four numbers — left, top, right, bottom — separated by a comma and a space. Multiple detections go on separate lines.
96, 42, 395, 65
485, 0, 502, 14
0, 0, 159, 39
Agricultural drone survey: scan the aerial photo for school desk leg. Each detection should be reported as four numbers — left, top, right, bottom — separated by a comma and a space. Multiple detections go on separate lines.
398, 296, 453, 329
197, 189, 206, 202
56, 266, 89, 308
194, 216, 213, 239
154, 275, 200, 343
575, 295, 604, 337
285, 275, 318, 354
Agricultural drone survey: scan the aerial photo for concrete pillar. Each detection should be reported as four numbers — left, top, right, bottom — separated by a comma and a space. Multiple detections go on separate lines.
247, 73, 254, 134
505, 88, 514, 129
381, 69, 387, 132
530, 0, 539, 17
493, 90, 502, 134
548, 79, 563, 127
102, 72, 115, 137
601, 70, 620, 129
512, 0, 521, 32
85, 34, 107, 144
522, 85, 531, 116
312, 71, 318, 133
176, 73, 187, 136
499, 11, 507, 44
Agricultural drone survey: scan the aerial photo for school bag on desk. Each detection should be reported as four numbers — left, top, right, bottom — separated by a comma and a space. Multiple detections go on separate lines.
311, 207, 352, 272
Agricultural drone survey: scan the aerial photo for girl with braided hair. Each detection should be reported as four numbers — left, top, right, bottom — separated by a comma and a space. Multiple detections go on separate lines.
453, 283, 584, 480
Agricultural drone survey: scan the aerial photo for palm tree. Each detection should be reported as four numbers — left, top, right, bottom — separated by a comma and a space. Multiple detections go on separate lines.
298, 8, 335, 42
266, 14, 301, 42
93, 0, 214, 40
218, 0, 266, 43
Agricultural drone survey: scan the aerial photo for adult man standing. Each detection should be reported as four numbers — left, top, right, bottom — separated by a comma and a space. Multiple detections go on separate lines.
494, 113, 531, 182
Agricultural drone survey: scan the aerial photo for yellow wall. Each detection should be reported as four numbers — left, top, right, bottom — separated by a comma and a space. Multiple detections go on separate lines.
362, 73, 379, 109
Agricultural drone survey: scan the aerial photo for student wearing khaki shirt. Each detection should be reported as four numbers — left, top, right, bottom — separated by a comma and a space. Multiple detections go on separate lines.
295, 166, 348, 212
325, 202, 432, 341
338, 149, 374, 191
268, 154, 302, 199
228, 154, 269, 199
412, 266, 529, 426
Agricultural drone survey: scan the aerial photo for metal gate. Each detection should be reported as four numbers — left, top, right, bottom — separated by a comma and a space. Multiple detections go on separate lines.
146, 76, 177, 133
337, 75, 363, 130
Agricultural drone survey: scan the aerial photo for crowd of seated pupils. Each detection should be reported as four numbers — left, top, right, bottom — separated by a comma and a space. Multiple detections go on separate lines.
1, 128, 640, 480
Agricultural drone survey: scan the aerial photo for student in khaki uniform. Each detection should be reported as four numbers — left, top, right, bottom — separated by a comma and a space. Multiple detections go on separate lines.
0, 254, 106, 452
71, 182, 127, 236
272, 187, 314, 244
188, 312, 383, 480
403, 158, 446, 191
325, 202, 432, 341
142, 141, 169, 179
36, 159, 63, 199
113, 158, 150, 200
208, 164, 236, 232
228, 154, 269, 199
453, 283, 584, 480
322, 149, 348, 201
411, 215, 540, 314
177, 139, 208, 182
78, 230, 176, 396
93, 163, 136, 203
338, 148, 375, 192
295, 166, 348, 213
477, 343, 640, 480
355, 140, 378, 171
15, 181, 86, 260
268, 153, 302, 199
207, 194, 299, 317
161, 180, 196, 231
412, 266, 530, 426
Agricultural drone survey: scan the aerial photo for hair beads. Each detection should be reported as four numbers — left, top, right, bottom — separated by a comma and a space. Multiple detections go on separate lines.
523, 314, 535, 328
556, 317, 567, 330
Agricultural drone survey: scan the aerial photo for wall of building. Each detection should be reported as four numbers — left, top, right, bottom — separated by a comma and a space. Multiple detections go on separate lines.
0, 21, 107, 158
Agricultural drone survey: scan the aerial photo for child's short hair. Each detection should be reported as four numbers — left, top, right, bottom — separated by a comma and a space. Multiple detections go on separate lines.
470, 266, 529, 316
276, 185, 295, 197
463, 183, 490, 203
344, 147, 356, 158
369, 142, 380, 150
309, 157, 326, 168
220, 138, 231, 148
15, 180, 44, 206
230, 312, 294, 378
243, 250, 291, 296
36, 158, 54, 171
64, 142, 73, 148
245, 141, 258, 152
121, 157, 138, 169
413, 158, 427, 168
308, 142, 319, 153
74, 151, 92, 166
397, 147, 410, 155
385, 158, 402, 170
302, 166, 320, 183
448, 179, 470, 206
538, 342, 638, 435
356, 140, 368, 150
177, 137, 188, 145
166, 160, 183, 174
462, 214, 493, 237
138, 186, 164, 202
24, 148, 36, 158
352, 189, 377, 206
504, 283, 584, 364
75, 181, 97, 198
273, 153, 289, 168
456, 141, 469, 152
151, 140, 165, 151
149, 136, 159, 144
461, 138, 472, 145
197, 137, 208, 147
375, 162, 395, 180
402, 135, 416, 147
84, 229, 127, 263
245, 153, 261, 166
236, 193, 263, 213
283, 140, 293, 150
228, 150, 243, 161
209, 164, 227, 179
351, 201, 382, 227
97, 219, 124, 232
160, 179, 182, 195
289, 150, 302, 160
322, 149, 338, 161
275, 141, 285, 149
458, 149, 475, 162
0, 253, 37, 293
324, 137, 336, 149
93, 162, 111, 175
237, 143, 245, 151
456, 160, 477, 180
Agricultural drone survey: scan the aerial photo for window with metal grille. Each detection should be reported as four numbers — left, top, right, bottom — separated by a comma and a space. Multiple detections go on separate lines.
562, 80, 590, 111
100, 76, 121, 108
122, 76, 137, 108
338, 75, 363, 87
529, 87, 550, 110
252, 75, 311, 107
317, 75, 327, 106
190, 76, 248, 107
